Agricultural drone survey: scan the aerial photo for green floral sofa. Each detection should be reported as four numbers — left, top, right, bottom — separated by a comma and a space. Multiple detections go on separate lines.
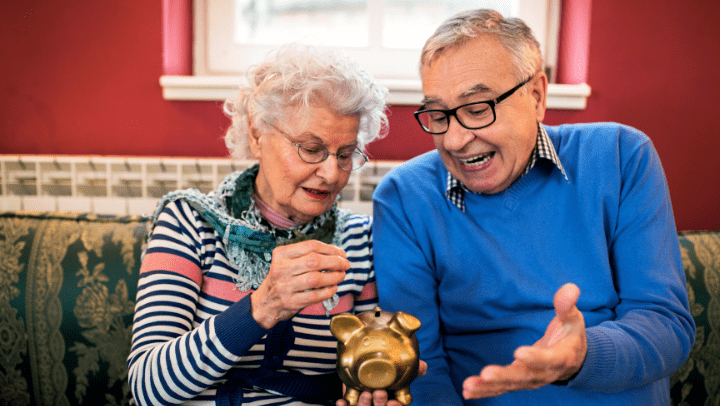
0, 212, 148, 406
0, 211, 718, 406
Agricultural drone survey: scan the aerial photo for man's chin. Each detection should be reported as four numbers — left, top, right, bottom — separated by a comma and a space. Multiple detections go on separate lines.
470, 179, 515, 194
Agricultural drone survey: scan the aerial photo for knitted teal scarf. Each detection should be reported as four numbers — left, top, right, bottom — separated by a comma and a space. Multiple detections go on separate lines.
146, 164, 345, 311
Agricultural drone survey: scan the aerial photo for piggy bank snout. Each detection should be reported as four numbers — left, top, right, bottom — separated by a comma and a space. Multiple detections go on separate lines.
358, 358, 397, 389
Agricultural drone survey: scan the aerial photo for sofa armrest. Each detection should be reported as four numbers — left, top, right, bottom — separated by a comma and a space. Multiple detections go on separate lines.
670, 231, 720, 405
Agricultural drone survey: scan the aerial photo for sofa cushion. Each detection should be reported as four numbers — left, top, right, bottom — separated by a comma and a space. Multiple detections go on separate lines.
670, 231, 720, 406
0, 212, 149, 406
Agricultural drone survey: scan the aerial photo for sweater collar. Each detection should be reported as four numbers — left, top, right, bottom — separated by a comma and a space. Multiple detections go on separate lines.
445, 124, 569, 212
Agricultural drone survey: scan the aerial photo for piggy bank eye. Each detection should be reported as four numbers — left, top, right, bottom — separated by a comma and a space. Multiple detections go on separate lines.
363, 337, 371, 346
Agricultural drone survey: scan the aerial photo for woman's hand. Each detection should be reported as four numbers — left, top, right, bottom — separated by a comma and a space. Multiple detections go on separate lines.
335, 361, 428, 406
251, 240, 350, 329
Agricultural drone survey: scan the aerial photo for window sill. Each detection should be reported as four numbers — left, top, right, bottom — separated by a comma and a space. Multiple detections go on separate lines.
160, 75, 591, 110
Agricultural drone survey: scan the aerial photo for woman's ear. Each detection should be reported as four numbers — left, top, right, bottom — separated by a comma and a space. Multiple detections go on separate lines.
248, 119, 263, 159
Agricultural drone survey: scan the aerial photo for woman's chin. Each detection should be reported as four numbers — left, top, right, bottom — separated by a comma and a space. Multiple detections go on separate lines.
292, 205, 330, 224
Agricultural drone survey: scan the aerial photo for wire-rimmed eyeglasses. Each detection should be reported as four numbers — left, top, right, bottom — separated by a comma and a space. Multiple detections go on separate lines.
414, 76, 533, 135
267, 123, 368, 171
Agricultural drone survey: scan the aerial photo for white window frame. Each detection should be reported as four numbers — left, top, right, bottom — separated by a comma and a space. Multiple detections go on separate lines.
160, 0, 591, 109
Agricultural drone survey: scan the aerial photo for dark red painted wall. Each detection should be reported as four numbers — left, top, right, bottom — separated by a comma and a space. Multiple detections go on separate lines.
1, 1, 719, 230
0, 1, 230, 157
547, 0, 720, 232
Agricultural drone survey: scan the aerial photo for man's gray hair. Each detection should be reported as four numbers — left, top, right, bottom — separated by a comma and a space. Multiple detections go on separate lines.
420, 9, 543, 82
224, 43, 389, 160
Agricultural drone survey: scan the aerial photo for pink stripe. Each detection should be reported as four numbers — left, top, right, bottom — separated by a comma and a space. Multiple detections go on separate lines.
141, 252, 202, 286
201, 276, 252, 302
357, 282, 378, 301
300, 293, 354, 315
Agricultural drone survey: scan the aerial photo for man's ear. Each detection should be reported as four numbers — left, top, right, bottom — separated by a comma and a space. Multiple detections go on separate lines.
529, 71, 548, 122
248, 119, 263, 159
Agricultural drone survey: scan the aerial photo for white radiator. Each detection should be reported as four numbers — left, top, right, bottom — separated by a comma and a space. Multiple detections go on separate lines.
0, 155, 400, 216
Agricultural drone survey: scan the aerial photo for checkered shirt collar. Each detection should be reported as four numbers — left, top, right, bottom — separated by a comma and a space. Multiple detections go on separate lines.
446, 124, 568, 212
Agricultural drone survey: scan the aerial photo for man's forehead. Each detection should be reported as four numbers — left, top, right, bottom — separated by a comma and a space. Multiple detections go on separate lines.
421, 39, 515, 105
421, 81, 495, 106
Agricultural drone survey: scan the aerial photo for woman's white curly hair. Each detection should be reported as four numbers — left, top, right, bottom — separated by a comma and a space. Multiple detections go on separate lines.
223, 43, 389, 160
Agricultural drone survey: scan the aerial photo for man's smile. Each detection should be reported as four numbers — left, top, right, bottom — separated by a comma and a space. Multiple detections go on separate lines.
460, 152, 495, 167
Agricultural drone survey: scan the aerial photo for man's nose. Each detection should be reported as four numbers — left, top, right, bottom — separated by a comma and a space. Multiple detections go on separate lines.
442, 116, 476, 152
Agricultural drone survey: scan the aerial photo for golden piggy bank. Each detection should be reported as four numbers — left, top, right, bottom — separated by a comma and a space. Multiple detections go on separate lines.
330, 307, 421, 406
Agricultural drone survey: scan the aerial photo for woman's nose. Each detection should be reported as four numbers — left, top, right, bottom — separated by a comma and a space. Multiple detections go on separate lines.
315, 154, 341, 183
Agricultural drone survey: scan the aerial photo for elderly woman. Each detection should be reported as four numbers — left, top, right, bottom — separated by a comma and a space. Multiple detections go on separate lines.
127, 44, 396, 406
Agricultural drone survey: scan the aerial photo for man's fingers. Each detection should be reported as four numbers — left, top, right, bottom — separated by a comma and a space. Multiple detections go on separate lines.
372, 390, 389, 405
418, 360, 428, 377
462, 374, 513, 399
514, 346, 555, 366
463, 361, 557, 399
460, 285, 587, 400
479, 363, 534, 385
514, 347, 576, 381
553, 283, 580, 320
357, 391, 373, 406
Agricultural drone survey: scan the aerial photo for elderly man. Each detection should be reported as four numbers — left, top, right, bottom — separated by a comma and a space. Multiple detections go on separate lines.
373, 9, 694, 406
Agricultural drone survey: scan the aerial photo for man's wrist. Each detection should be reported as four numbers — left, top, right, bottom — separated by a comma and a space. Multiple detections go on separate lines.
551, 369, 580, 386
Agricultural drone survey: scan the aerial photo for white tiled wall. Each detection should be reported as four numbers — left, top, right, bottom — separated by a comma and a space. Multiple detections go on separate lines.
0, 155, 400, 216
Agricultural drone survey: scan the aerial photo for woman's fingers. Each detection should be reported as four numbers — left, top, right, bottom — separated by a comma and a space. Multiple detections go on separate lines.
251, 240, 349, 328
273, 241, 351, 278
300, 262, 347, 288
277, 239, 348, 260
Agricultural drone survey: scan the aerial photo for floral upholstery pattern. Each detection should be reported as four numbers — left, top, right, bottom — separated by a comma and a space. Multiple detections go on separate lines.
0, 212, 149, 406
670, 231, 720, 406
0, 211, 717, 405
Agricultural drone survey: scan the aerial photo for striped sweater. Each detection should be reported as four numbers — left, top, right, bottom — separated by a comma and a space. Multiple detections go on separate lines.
127, 200, 378, 405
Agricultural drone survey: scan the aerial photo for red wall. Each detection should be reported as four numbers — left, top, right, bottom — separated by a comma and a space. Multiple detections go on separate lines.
1, 1, 719, 231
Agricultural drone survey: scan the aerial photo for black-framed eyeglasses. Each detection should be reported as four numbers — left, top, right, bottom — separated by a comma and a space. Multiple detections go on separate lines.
414, 76, 533, 135
267, 123, 368, 171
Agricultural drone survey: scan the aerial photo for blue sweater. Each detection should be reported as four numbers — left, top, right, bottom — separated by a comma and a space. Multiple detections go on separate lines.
373, 123, 694, 405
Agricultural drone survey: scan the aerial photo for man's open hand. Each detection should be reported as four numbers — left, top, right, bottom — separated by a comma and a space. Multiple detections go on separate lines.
462, 283, 587, 399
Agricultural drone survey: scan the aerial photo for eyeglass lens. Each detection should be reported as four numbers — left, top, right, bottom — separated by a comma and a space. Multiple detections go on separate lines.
416, 102, 495, 134
296, 143, 367, 171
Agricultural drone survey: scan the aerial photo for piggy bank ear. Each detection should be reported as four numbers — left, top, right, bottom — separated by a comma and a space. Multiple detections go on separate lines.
330, 313, 365, 344
389, 312, 421, 336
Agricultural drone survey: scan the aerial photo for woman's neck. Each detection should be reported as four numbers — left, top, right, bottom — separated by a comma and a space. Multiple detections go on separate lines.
253, 194, 301, 229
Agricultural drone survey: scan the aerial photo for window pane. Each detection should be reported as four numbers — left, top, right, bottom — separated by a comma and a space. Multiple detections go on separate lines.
383, 0, 516, 49
234, 0, 369, 47
203, 0, 555, 89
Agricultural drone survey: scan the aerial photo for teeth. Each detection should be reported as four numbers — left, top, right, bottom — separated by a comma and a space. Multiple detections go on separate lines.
305, 188, 328, 195
461, 152, 494, 166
